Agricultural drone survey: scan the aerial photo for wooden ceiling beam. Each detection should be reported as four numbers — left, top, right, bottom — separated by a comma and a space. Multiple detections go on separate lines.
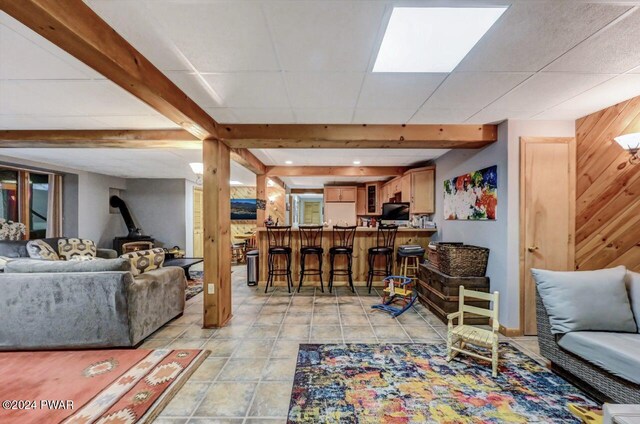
229, 148, 266, 175
266, 166, 407, 177
0, 0, 219, 140
220, 124, 497, 148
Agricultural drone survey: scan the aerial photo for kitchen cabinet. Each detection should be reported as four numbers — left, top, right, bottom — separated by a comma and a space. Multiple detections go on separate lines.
356, 187, 366, 215
408, 167, 435, 214
365, 182, 381, 215
401, 174, 411, 203
324, 186, 356, 203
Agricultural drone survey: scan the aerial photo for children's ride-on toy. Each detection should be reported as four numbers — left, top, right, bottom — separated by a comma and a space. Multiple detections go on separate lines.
371, 275, 417, 317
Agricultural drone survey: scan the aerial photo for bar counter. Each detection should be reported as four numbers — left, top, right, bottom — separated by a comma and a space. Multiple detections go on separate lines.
255, 226, 436, 288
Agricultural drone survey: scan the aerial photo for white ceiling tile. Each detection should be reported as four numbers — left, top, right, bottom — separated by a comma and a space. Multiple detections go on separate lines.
528, 108, 593, 121
286, 72, 364, 108
352, 109, 415, 124
92, 115, 180, 129
165, 72, 223, 108
205, 108, 238, 124
547, 74, 640, 113
0, 115, 39, 128
0, 24, 93, 80
86, 0, 190, 72
487, 72, 615, 112
456, 2, 630, 72
143, 1, 279, 72
423, 72, 532, 110
465, 109, 534, 124
202, 73, 289, 108
231, 108, 295, 124
356, 73, 447, 109
409, 108, 477, 124
545, 8, 640, 74
264, 1, 386, 72
293, 108, 353, 124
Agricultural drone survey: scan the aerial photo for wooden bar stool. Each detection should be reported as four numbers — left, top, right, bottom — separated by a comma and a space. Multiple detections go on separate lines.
298, 225, 324, 292
328, 225, 357, 293
397, 245, 425, 282
265, 226, 293, 293
366, 224, 398, 293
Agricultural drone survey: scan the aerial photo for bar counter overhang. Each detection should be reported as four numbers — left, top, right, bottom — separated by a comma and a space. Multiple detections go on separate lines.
255, 226, 436, 288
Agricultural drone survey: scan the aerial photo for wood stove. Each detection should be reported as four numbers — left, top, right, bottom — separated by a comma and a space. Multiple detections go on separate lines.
110, 195, 155, 255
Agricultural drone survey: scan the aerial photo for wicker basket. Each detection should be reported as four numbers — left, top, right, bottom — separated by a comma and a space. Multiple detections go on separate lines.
436, 244, 489, 277
427, 242, 462, 271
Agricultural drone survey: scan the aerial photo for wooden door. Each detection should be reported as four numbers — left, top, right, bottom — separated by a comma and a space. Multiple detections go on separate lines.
340, 187, 356, 202
411, 168, 435, 214
356, 187, 366, 215
302, 201, 321, 224
521, 137, 576, 335
193, 186, 204, 257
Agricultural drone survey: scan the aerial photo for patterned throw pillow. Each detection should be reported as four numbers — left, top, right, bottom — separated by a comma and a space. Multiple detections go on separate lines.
57, 238, 97, 260
120, 248, 165, 276
26, 240, 60, 260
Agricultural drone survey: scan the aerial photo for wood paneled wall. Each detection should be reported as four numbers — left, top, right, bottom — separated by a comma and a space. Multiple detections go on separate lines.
575, 97, 640, 272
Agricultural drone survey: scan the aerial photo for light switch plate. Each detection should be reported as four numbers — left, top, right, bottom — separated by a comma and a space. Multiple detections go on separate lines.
208, 283, 215, 294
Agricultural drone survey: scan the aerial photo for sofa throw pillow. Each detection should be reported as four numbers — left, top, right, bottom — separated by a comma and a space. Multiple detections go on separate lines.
26, 239, 60, 260
4, 258, 131, 273
120, 248, 165, 276
0, 255, 11, 271
58, 238, 97, 260
625, 271, 640, 333
531, 266, 637, 334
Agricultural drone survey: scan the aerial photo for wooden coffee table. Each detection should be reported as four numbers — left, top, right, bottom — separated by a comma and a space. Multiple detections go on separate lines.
164, 257, 203, 278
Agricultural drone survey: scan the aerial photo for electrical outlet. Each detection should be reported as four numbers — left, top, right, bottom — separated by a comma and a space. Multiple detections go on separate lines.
208, 283, 215, 294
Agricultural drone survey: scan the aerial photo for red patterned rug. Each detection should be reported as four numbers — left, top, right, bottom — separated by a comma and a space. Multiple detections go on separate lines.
0, 349, 208, 424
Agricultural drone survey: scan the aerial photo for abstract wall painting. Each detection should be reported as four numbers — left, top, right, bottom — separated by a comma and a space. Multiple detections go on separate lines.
444, 165, 497, 220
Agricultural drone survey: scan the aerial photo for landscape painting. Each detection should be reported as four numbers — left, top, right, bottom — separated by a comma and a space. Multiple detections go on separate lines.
231, 199, 258, 220
444, 165, 497, 220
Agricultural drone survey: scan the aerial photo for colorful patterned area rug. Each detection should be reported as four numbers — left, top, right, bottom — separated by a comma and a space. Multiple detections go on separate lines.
0, 348, 209, 424
288, 343, 597, 424
186, 270, 204, 300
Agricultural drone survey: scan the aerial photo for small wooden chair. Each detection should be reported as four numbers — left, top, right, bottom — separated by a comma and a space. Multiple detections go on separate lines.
446, 285, 500, 377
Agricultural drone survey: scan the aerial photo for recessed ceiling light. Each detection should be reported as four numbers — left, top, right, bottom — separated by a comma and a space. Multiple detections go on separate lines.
285, 160, 293, 165
230, 180, 243, 185
373, 7, 507, 73
353, 160, 361, 165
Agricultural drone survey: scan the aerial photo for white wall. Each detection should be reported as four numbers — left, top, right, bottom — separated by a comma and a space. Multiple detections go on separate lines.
433, 120, 575, 329
123, 178, 188, 249
184, 179, 198, 257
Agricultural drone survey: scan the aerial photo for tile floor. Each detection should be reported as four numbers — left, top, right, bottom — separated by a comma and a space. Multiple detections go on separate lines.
149, 266, 542, 424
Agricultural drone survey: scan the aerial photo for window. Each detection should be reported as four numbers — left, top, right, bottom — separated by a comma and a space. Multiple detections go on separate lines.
0, 167, 62, 240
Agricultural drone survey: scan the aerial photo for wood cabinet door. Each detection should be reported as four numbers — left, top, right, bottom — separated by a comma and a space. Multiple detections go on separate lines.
356, 187, 366, 215
324, 187, 342, 202
401, 174, 411, 203
340, 187, 356, 202
521, 137, 575, 335
411, 169, 435, 214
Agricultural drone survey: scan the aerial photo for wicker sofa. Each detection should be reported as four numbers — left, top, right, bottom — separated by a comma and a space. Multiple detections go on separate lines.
536, 289, 640, 404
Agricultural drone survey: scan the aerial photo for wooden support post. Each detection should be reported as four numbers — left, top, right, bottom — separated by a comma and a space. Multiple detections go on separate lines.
203, 139, 232, 328
256, 174, 267, 226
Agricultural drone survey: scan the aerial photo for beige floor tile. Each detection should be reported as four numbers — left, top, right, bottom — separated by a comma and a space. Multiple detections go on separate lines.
254, 313, 285, 325
260, 304, 289, 314
179, 325, 217, 339
283, 313, 312, 325
339, 314, 369, 326
279, 325, 310, 341
271, 340, 301, 358
246, 325, 281, 340
218, 358, 267, 381
152, 418, 189, 424
244, 419, 287, 424
290, 296, 314, 305
248, 382, 292, 417
161, 381, 209, 416
311, 314, 341, 325
367, 312, 401, 325
261, 357, 297, 381
396, 312, 428, 325
373, 326, 411, 342
339, 304, 365, 314
189, 357, 229, 382
314, 304, 339, 314
342, 326, 375, 340
188, 419, 244, 424
233, 339, 276, 358
149, 325, 188, 340
313, 296, 337, 304
138, 339, 170, 349
213, 325, 251, 339
310, 325, 342, 340
202, 339, 241, 357
402, 325, 442, 340
167, 339, 207, 350
194, 382, 257, 417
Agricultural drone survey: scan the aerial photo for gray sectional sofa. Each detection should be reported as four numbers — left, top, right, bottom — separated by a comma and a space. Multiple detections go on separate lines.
0, 238, 187, 350
533, 266, 640, 404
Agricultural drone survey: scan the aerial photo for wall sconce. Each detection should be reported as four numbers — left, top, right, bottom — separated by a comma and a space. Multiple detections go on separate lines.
614, 133, 640, 165
189, 162, 203, 184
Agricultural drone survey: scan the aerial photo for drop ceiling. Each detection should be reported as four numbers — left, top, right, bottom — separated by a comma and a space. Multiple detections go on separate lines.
0, 0, 639, 131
